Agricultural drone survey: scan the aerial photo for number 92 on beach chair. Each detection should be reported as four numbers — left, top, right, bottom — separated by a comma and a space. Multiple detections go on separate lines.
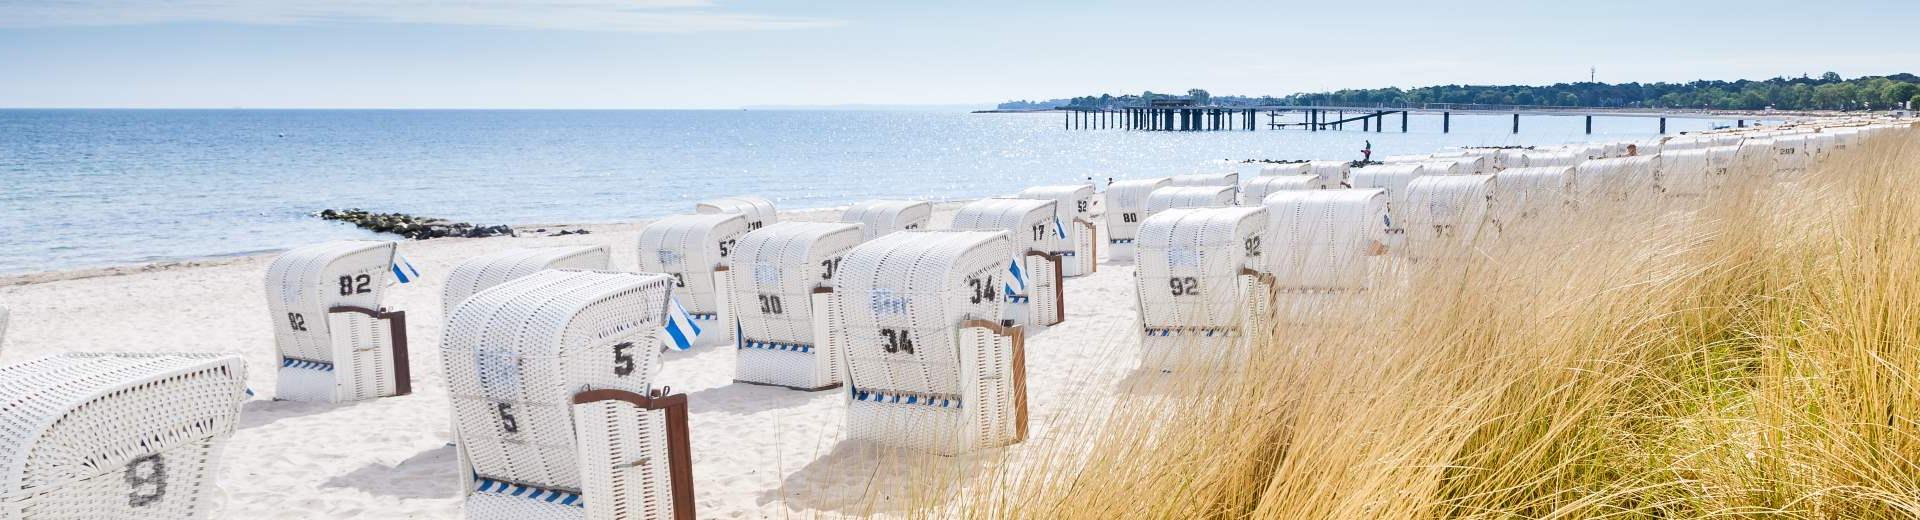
727, 222, 865, 391
833, 230, 1029, 455
442, 270, 694, 520
0, 353, 247, 519
1134, 207, 1273, 372
264, 240, 411, 403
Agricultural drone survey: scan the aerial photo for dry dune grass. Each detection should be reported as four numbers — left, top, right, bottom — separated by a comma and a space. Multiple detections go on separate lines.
913, 129, 1920, 518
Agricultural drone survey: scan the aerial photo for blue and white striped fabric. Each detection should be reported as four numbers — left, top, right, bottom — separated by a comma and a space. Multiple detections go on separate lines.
662, 297, 703, 351
1004, 257, 1028, 300
281, 358, 335, 372
391, 255, 421, 284
473, 476, 585, 508
850, 387, 963, 408
740, 340, 812, 353
1053, 217, 1067, 239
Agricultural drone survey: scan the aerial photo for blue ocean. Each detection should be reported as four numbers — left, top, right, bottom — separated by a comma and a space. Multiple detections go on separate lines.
0, 109, 1739, 274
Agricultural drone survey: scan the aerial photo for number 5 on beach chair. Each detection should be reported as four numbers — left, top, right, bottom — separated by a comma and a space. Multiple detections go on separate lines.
726, 222, 865, 391
949, 198, 1065, 328
265, 241, 411, 402
833, 231, 1028, 455
442, 270, 694, 520
1134, 207, 1273, 372
0, 353, 248, 519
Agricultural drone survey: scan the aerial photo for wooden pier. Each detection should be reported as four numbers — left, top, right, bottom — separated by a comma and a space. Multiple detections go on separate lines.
1059, 104, 1749, 135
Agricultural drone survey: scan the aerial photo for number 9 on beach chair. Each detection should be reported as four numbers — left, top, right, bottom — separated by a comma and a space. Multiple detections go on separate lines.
1134, 207, 1272, 371
442, 270, 694, 520
637, 213, 751, 348
840, 200, 933, 241
949, 198, 1066, 328
0, 353, 247, 519
727, 222, 865, 391
265, 240, 411, 402
442, 246, 613, 318
696, 195, 777, 232
832, 231, 1028, 455
1102, 177, 1171, 263
1015, 184, 1098, 277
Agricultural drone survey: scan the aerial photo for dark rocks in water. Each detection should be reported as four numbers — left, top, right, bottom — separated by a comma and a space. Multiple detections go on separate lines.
1349, 160, 1384, 168
550, 229, 593, 236
316, 208, 516, 240
1237, 158, 1311, 164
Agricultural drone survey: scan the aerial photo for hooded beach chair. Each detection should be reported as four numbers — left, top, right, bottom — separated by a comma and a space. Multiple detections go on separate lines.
1142, 185, 1236, 222
840, 200, 933, 241
1306, 160, 1352, 187
727, 222, 865, 390
1134, 207, 1272, 371
1241, 175, 1323, 206
265, 240, 411, 402
1655, 149, 1715, 200
1015, 184, 1099, 277
1170, 172, 1240, 198
0, 353, 247, 519
443, 270, 693, 520
1492, 166, 1575, 225
696, 195, 777, 232
1402, 175, 1500, 260
949, 198, 1066, 328
1351, 163, 1430, 253
1103, 177, 1172, 263
1261, 189, 1392, 324
832, 230, 1027, 455
637, 213, 751, 348
1571, 156, 1658, 208
442, 245, 612, 318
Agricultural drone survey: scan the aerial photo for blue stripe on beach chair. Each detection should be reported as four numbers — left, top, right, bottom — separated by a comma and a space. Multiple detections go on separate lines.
473, 477, 585, 508
740, 339, 814, 353
280, 358, 336, 372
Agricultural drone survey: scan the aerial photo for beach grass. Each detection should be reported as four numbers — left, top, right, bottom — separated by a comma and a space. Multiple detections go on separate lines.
926, 130, 1920, 518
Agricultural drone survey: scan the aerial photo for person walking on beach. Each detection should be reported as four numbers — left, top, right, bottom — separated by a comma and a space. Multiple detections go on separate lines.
1362, 140, 1373, 162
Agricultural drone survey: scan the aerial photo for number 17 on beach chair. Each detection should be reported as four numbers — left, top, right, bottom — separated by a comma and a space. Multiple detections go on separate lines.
265, 240, 412, 403
442, 270, 694, 520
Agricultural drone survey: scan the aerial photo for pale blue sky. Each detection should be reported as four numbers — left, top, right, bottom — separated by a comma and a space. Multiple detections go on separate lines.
1, 0, 1912, 108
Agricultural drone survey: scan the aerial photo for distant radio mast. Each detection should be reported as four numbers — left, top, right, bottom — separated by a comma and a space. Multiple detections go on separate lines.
1590, 66, 1596, 83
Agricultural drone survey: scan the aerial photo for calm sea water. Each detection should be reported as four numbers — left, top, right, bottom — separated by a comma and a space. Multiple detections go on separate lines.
0, 109, 1740, 274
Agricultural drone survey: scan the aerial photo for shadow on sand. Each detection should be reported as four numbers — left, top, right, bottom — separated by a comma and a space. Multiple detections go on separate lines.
321, 445, 460, 500
758, 440, 995, 516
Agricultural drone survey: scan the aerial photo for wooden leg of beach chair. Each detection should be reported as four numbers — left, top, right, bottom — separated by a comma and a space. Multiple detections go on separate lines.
326, 305, 410, 401
571, 389, 695, 520
810, 288, 843, 389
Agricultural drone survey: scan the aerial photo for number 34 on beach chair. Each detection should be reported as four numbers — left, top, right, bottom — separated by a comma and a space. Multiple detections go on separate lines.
265, 241, 413, 403
442, 270, 695, 520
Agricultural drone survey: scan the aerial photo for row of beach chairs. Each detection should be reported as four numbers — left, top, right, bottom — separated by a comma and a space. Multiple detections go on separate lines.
1, 120, 1909, 519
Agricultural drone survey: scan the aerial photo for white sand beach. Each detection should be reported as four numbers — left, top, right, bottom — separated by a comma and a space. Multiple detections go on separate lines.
0, 203, 1144, 519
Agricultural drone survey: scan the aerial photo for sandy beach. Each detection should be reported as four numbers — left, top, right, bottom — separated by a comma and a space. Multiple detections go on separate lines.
0, 202, 1144, 519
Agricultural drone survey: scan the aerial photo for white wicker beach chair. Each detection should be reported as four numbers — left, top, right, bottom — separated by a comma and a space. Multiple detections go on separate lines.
1655, 149, 1715, 199
696, 195, 777, 232
1574, 155, 1660, 208
832, 230, 1027, 455
1767, 134, 1813, 179
637, 213, 751, 347
1143, 185, 1236, 223
840, 200, 933, 241
1015, 184, 1098, 278
1306, 160, 1352, 187
1241, 175, 1323, 206
726, 222, 865, 391
1170, 172, 1239, 191
443, 270, 693, 520
1262, 189, 1390, 291
1402, 175, 1499, 260
0, 306, 8, 355
1134, 207, 1272, 371
1493, 166, 1575, 224
265, 240, 411, 402
1258, 162, 1310, 177
0, 353, 247, 519
1424, 156, 1487, 175
442, 246, 613, 318
1103, 177, 1172, 263
1350, 163, 1427, 248
949, 198, 1065, 328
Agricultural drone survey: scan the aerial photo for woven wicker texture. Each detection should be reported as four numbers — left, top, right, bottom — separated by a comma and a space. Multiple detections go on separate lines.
1423, 156, 1487, 175
1242, 175, 1323, 206
1306, 161, 1351, 187
1261, 190, 1387, 290
1142, 186, 1236, 222
1403, 175, 1499, 260
264, 240, 402, 403
1766, 134, 1814, 178
831, 230, 1023, 454
1014, 185, 1097, 277
1571, 156, 1658, 207
1103, 178, 1172, 258
0, 353, 247, 520
948, 199, 1064, 326
1655, 149, 1714, 197
695, 196, 777, 232
1493, 166, 1575, 223
1170, 172, 1239, 190
839, 200, 933, 241
727, 222, 864, 389
1518, 150, 1585, 168
1133, 207, 1271, 371
1260, 163, 1310, 177
443, 246, 612, 319
441, 269, 676, 520
636, 213, 749, 315
1350, 163, 1427, 210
